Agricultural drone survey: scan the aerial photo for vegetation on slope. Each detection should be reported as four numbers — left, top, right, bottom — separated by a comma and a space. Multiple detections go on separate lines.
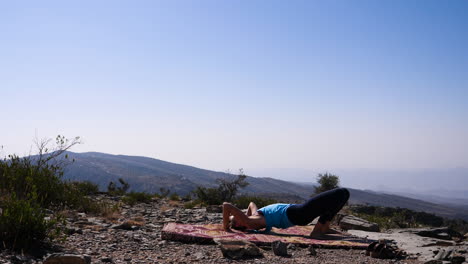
349, 204, 468, 234
0, 136, 114, 252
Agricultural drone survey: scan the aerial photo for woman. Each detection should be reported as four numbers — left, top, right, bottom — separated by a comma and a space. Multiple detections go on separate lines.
222, 188, 350, 238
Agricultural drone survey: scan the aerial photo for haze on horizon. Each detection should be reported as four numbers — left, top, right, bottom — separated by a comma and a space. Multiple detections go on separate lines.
1, 1, 467, 192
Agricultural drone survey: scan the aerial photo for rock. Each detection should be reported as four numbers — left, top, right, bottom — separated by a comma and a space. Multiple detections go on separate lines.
111, 220, 141, 231
434, 249, 453, 260
66, 226, 83, 235
339, 215, 380, 232
308, 246, 317, 256
423, 241, 455, 247
214, 239, 263, 259
101, 256, 113, 263
206, 205, 222, 213
424, 260, 443, 264
271, 240, 288, 257
287, 243, 296, 250
193, 252, 204, 260
10, 255, 33, 264
414, 228, 462, 241
450, 255, 465, 264
158, 240, 168, 247
44, 253, 91, 264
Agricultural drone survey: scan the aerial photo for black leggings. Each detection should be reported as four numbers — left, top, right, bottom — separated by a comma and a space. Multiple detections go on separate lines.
286, 188, 350, 225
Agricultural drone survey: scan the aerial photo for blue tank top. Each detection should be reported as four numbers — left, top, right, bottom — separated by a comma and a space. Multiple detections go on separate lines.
258, 203, 294, 232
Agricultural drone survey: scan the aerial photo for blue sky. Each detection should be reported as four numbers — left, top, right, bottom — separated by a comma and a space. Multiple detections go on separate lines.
1, 1, 467, 181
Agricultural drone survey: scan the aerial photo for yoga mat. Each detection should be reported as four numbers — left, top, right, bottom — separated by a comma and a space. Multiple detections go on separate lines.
161, 223, 371, 249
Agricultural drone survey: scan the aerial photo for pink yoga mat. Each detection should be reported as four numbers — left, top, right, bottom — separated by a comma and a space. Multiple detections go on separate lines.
162, 223, 371, 249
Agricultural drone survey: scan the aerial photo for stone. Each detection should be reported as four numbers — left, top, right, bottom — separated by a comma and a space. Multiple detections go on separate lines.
308, 246, 317, 256
434, 249, 453, 260
414, 228, 462, 241
206, 205, 222, 213
339, 215, 380, 232
193, 252, 204, 260
44, 253, 91, 264
424, 260, 443, 264
450, 255, 465, 264
214, 239, 263, 259
287, 243, 296, 250
10, 255, 33, 264
111, 220, 141, 231
101, 256, 113, 263
271, 240, 288, 257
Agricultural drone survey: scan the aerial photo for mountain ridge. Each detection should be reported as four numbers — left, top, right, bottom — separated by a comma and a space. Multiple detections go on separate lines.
61, 151, 468, 220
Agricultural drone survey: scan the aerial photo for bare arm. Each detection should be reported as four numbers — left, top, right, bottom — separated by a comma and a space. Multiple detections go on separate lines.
222, 202, 250, 231
246, 202, 258, 216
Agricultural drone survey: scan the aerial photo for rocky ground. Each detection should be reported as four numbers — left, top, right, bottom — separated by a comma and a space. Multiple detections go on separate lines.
2, 195, 460, 264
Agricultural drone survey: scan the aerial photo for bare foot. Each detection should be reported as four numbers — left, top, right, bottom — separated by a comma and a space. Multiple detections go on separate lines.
324, 228, 341, 234
309, 233, 338, 240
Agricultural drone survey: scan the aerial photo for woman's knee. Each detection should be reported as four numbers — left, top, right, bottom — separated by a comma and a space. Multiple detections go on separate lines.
337, 188, 350, 202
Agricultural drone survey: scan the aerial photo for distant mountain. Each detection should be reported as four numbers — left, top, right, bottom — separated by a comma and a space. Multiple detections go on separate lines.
61, 152, 468, 220
377, 191, 468, 210
347, 189, 468, 220
62, 152, 312, 201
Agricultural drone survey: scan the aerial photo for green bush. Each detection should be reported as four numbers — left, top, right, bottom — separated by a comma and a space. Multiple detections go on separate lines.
122, 191, 153, 205
314, 172, 340, 195
107, 178, 130, 196
71, 181, 100, 195
0, 155, 65, 209
0, 135, 113, 252
169, 193, 180, 201
349, 205, 447, 230
158, 187, 171, 198
193, 170, 249, 205
184, 200, 200, 209
234, 195, 277, 209
192, 186, 223, 205
0, 195, 61, 251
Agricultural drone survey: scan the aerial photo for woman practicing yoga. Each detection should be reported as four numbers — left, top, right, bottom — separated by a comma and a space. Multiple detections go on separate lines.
222, 188, 350, 238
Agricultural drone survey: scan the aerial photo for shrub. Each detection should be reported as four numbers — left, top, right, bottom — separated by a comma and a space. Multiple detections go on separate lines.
234, 195, 277, 209
169, 193, 180, 201
0, 195, 61, 251
181, 193, 192, 201
122, 192, 153, 205
314, 172, 340, 194
71, 181, 100, 195
159, 187, 171, 198
193, 170, 249, 205
0, 154, 66, 209
107, 178, 130, 196
0, 135, 113, 252
216, 169, 249, 202
192, 186, 223, 205
349, 205, 449, 230
184, 200, 200, 209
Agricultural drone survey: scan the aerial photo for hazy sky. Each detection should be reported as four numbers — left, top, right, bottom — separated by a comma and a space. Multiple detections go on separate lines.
1, 1, 467, 175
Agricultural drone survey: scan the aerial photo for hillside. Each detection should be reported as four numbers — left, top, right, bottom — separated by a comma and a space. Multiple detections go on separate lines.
61, 152, 468, 220
62, 152, 312, 200
348, 189, 468, 220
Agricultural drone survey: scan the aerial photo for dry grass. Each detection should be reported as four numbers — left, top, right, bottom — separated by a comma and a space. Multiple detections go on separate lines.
168, 200, 182, 207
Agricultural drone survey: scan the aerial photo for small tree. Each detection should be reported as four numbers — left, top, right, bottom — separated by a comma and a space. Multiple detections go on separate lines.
193, 169, 249, 205
314, 172, 340, 195
107, 178, 129, 195
216, 169, 249, 202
